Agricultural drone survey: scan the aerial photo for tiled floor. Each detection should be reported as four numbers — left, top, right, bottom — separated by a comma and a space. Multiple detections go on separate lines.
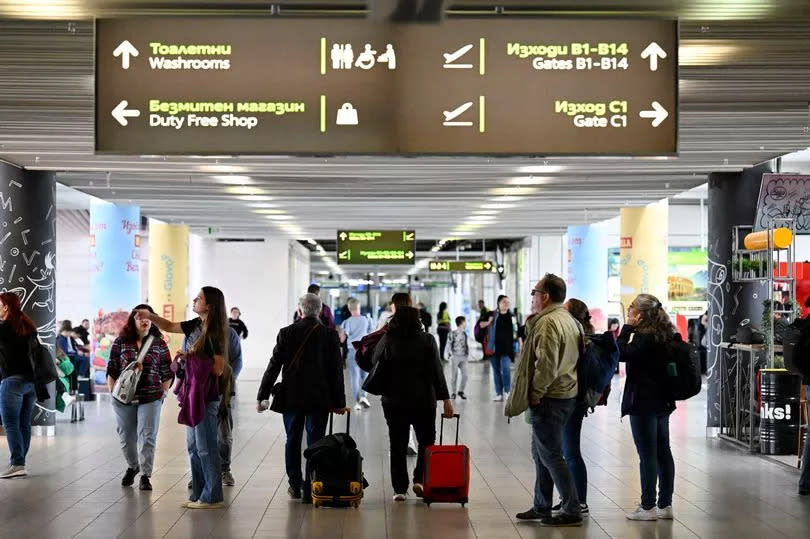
1, 360, 808, 538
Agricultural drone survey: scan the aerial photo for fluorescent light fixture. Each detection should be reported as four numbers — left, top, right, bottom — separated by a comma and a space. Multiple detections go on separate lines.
489, 196, 525, 202
247, 202, 278, 208
236, 195, 273, 201
489, 187, 538, 196
480, 203, 516, 209
507, 176, 552, 186
198, 164, 247, 173
252, 209, 287, 215
307, 239, 317, 245
467, 215, 497, 221
225, 186, 267, 196
212, 175, 254, 185
472, 210, 500, 215
449, 231, 475, 236
318, 270, 330, 275
265, 215, 293, 220
517, 165, 565, 174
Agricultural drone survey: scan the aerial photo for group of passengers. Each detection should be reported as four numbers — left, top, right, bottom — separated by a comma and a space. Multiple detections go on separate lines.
1, 275, 807, 521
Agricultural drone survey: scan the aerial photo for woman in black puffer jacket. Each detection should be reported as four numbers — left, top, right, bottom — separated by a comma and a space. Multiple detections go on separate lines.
371, 305, 454, 502
618, 293, 677, 522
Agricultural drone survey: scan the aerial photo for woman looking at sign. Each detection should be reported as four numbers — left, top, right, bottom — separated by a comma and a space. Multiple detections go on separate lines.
480, 295, 516, 401
136, 286, 230, 509
107, 304, 173, 491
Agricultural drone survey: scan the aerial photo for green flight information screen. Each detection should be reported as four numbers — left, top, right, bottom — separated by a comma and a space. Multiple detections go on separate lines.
96, 17, 677, 155
428, 260, 496, 272
336, 230, 416, 265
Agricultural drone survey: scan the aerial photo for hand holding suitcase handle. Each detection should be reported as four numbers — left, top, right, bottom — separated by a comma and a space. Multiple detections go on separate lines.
439, 413, 461, 445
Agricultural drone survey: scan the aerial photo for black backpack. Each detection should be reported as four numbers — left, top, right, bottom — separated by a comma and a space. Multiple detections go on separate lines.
783, 318, 810, 379
663, 337, 702, 401
28, 336, 59, 385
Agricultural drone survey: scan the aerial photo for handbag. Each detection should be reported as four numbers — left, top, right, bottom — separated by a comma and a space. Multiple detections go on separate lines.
270, 322, 320, 413
361, 337, 391, 396
112, 335, 154, 405
27, 335, 59, 385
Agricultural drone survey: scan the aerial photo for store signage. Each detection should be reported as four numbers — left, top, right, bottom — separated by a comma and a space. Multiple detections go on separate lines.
95, 17, 677, 155
336, 230, 416, 265
428, 260, 496, 272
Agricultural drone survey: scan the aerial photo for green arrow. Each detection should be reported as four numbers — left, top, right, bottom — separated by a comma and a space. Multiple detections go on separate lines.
406, 251, 414, 260
404, 231, 415, 241
339, 249, 351, 260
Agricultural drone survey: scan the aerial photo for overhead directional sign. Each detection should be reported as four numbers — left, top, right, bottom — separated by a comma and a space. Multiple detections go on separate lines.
96, 17, 677, 155
428, 260, 496, 272
336, 230, 416, 265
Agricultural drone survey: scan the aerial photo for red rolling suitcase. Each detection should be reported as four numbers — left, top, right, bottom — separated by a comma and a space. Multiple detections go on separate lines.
422, 414, 470, 507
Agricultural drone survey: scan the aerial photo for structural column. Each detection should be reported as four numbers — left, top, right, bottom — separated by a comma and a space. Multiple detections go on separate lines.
148, 221, 189, 351
619, 200, 669, 311
0, 163, 57, 433
568, 223, 609, 330
90, 201, 141, 390
706, 164, 773, 427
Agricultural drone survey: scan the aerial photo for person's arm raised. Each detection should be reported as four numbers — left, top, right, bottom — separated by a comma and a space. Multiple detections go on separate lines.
135, 309, 183, 334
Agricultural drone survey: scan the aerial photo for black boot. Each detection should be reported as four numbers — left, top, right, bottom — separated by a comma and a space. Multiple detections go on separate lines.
139, 475, 152, 491
121, 468, 139, 487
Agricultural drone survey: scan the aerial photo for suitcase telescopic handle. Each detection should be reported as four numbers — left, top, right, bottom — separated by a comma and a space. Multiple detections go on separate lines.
439, 413, 461, 445
329, 410, 351, 435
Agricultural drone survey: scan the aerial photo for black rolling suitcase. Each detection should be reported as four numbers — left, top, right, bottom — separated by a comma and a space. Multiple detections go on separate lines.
304, 412, 367, 508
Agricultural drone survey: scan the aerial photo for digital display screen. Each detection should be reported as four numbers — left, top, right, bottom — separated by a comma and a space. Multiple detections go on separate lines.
336, 230, 416, 265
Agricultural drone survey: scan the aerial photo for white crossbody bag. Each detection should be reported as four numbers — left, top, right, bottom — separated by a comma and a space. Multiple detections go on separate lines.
112, 335, 154, 405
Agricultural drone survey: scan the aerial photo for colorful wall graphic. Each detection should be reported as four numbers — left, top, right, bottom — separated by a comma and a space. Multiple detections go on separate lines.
620, 200, 669, 310
90, 202, 141, 386
148, 222, 189, 352
668, 247, 708, 302
568, 223, 609, 330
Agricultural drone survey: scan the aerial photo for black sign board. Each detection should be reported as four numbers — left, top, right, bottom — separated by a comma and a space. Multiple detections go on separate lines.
96, 17, 677, 155
336, 230, 416, 265
428, 260, 496, 272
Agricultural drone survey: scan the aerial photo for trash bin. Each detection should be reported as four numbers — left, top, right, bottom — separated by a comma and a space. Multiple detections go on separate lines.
759, 368, 801, 455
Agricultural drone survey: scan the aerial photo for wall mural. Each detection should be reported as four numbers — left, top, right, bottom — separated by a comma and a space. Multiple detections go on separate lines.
754, 174, 810, 232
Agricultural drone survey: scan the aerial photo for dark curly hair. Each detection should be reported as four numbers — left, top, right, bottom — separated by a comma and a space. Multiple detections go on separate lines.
121, 304, 163, 343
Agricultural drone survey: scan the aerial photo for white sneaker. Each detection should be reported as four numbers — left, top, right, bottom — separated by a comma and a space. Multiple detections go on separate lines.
0, 465, 26, 479
393, 493, 407, 502
359, 397, 371, 409
354, 402, 363, 411
504, 392, 510, 401
492, 394, 503, 402
656, 506, 674, 520
626, 505, 658, 521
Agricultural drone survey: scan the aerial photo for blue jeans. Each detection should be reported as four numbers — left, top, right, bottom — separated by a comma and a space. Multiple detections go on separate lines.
800, 387, 810, 492
629, 413, 675, 510
186, 399, 223, 503
347, 352, 367, 403
530, 398, 580, 516
490, 355, 511, 395
562, 402, 588, 504
0, 378, 35, 466
282, 411, 328, 496
112, 399, 162, 476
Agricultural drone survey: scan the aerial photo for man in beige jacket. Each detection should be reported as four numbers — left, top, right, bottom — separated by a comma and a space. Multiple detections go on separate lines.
506, 273, 582, 527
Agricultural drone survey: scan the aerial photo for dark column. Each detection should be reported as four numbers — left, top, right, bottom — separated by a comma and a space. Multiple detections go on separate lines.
0, 162, 57, 433
706, 163, 773, 428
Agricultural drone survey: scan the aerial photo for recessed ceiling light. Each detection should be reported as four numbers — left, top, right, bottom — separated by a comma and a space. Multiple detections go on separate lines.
226, 186, 266, 195
472, 209, 500, 215
252, 209, 286, 215
489, 187, 538, 196
212, 175, 254, 184
265, 215, 293, 220
236, 195, 273, 201
480, 203, 516, 209
517, 165, 565, 174
198, 164, 247, 173
507, 176, 552, 186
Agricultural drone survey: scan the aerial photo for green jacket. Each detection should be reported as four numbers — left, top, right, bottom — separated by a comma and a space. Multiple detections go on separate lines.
505, 304, 581, 417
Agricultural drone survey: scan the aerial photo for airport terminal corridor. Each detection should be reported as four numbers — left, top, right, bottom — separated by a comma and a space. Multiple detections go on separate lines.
0, 362, 805, 539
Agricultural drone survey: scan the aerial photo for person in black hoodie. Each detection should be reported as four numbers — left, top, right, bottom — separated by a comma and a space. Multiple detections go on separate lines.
618, 293, 677, 522
257, 293, 347, 502
371, 305, 454, 502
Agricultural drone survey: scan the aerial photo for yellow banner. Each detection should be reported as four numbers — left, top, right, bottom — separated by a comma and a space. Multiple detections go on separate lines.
620, 200, 669, 311
148, 222, 189, 352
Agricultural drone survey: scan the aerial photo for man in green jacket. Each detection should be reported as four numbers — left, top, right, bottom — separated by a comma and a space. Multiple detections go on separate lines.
507, 273, 582, 527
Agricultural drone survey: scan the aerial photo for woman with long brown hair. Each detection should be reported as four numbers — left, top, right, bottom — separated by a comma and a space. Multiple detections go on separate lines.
107, 304, 173, 491
0, 292, 38, 478
619, 293, 677, 522
137, 286, 229, 509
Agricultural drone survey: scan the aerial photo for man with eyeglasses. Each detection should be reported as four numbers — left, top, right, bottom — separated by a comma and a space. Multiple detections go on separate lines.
507, 273, 583, 527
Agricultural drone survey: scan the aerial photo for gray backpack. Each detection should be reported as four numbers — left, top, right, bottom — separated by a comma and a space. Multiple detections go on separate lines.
111, 336, 154, 405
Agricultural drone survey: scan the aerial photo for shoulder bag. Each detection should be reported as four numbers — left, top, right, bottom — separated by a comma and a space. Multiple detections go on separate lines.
361, 336, 391, 396
28, 335, 59, 385
269, 322, 320, 413
112, 335, 155, 405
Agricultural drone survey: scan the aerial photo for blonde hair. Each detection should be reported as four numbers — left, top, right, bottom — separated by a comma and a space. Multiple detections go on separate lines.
347, 298, 361, 311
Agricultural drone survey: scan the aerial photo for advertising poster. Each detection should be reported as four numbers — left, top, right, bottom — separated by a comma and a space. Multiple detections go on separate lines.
90, 202, 141, 387
148, 222, 189, 352
567, 224, 609, 330
619, 201, 669, 309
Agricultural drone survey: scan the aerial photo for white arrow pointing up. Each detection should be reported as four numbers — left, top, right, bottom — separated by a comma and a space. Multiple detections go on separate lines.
640, 42, 667, 71
339, 232, 347, 241
113, 40, 139, 70
639, 101, 669, 127
111, 100, 141, 126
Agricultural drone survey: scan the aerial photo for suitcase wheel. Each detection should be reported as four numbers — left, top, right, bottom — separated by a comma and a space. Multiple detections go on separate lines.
352, 501, 360, 508
313, 500, 322, 508
349, 481, 362, 495
312, 482, 323, 495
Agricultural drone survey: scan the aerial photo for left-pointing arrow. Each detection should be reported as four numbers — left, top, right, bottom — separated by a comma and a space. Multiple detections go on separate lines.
113, 40, 139, 70
112, 100, 141, 126
339, 250, 351, 260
